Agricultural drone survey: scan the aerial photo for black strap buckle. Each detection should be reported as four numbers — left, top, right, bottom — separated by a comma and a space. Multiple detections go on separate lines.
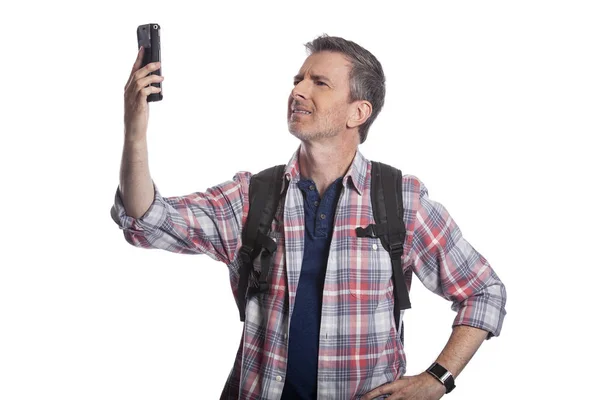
239, 244, 254, 264
389, 239, 404, 257
258, 281, 270, 292
257, 246, 275, 293
356, 224, 377, 238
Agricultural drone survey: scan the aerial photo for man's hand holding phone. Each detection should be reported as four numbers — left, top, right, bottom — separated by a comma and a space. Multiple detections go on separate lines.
123, 47, 164, 142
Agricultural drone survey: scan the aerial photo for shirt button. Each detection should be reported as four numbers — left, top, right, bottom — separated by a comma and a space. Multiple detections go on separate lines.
309, 185, 315, 191
372, 244, 378, 250
314, 201, 319, 207
283, 333, 288, 340
320, 213, 326, 220
275, 375, 283, 382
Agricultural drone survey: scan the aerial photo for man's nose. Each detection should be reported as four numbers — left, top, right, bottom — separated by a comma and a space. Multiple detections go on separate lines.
291, 90, 306, 101
291, 80, 309, 100
291, 87, 307, 100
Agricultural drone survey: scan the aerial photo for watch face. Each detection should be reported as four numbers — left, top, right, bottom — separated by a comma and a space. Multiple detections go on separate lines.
429, 363, 447, 378
428, 363, 455, 393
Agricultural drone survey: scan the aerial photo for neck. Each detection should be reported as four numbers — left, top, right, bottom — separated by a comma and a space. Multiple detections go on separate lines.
298, 135, 358, 196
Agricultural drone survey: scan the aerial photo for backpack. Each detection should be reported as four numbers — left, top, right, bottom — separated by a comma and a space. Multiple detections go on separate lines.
236, 162, 411, 339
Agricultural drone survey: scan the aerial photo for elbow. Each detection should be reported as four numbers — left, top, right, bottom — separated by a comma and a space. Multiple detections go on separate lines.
452, 281, 507, 339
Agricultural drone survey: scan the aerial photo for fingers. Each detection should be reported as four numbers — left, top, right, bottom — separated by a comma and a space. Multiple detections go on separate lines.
125, 46, 160, 89
360, 381, 398, 400
130, 46, 145, 75
125, 62, 162, 91
360, 385, 389, 400
132, 75, 163, 100
125, 47, 145, 88
124, 68, 163, 109
138, 84, 162, 99
132, 61, 162, 83
136, 73, 164, 91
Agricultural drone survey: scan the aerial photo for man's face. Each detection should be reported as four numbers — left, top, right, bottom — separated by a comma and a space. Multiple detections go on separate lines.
287, 51, 354, 141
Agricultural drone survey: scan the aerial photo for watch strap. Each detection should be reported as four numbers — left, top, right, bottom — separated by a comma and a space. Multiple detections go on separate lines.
426, 362, 456, 394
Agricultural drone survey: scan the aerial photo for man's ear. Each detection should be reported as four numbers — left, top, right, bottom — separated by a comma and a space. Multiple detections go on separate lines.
347, 101, 373, 129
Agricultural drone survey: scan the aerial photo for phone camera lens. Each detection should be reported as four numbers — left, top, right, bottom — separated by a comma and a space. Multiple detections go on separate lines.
153, 25, 158, 29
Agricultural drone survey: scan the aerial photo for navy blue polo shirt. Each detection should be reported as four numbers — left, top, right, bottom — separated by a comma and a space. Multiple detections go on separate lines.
281, 176, 344, 400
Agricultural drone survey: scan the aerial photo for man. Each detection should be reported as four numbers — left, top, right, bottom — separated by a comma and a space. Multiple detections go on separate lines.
111, 35, 507, 399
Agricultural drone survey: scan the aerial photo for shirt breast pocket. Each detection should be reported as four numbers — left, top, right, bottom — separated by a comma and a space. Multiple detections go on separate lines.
346, 236, 393, 303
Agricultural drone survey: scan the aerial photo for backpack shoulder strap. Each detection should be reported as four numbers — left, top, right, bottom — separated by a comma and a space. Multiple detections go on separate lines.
356, 161, 411, 333
236, 164, 287, 321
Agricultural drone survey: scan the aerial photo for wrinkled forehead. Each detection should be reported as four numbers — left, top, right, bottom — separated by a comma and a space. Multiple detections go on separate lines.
296, 51, 352, 84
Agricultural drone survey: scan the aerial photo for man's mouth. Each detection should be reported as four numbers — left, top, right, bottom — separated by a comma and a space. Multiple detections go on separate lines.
292, 108, 312, 115
291, 103, 312, 115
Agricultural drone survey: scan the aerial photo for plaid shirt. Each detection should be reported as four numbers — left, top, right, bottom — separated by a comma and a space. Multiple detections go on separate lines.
111, 148, 506, 400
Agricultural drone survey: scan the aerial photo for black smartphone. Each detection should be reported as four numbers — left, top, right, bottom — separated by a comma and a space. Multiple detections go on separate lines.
136, 23, 162, 102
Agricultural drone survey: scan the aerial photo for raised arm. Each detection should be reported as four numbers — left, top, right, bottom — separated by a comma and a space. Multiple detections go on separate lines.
111, 47, 250, 265
119, 46, 163, 219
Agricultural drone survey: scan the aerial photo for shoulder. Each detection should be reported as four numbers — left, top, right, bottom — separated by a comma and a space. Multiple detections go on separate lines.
366, 160, 427, 196
401, 174, 427, 196
200, 171, 253, 202
232, 171, 253, 186
365, 161, 429, 206
226, 165, 286, 195
400, 174, 432, 215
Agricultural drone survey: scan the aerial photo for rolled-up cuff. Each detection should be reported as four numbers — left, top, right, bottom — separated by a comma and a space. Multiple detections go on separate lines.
452, 287, 507, 339
110, 180, 167, 234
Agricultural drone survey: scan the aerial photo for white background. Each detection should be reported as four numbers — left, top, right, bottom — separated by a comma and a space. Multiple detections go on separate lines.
1, 0, 598, 399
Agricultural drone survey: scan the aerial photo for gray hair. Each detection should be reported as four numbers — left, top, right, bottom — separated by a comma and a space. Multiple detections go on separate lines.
304, 34, 386, 144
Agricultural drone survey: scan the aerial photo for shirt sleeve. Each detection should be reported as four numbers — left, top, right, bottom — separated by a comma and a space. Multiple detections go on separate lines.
110, 172, 252, 265
405, 175, 507, 339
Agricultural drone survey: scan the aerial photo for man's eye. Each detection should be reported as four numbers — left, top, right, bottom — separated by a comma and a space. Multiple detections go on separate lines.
316, 81, 327, 86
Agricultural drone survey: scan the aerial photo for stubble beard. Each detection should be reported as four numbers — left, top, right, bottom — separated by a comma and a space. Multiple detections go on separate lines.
288, 110, 344, 142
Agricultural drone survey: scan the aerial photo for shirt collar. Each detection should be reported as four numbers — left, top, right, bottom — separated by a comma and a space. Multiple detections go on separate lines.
282, 145, 368, 196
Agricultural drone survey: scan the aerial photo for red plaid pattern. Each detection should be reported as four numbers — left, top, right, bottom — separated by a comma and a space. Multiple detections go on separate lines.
111, 148, 507, 399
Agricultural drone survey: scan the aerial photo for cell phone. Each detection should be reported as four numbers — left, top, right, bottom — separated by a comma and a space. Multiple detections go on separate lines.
136, 23, 162, 102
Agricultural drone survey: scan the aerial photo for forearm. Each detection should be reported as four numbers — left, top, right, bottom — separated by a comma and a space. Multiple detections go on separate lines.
119, 137, 154, 219
361, 326, 489, 399
433, 325, 488, 378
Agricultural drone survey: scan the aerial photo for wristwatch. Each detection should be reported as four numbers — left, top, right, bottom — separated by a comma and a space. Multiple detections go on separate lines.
426, 362, 456, 394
